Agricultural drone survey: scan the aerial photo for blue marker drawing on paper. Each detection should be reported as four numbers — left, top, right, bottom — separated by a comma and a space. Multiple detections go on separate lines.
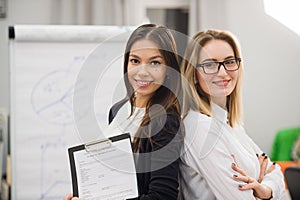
31, 56, 88, 125
39, 138, 71, 200
29, 56, 86, 199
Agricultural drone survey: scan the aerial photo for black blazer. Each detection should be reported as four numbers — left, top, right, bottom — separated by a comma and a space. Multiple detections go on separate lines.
108, 99, 183, 200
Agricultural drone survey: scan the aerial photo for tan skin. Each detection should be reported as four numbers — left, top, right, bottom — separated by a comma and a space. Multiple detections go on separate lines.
127, 39, 167, 108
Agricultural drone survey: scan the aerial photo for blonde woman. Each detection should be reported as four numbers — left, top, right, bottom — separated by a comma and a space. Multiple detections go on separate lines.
180, 29, 285, 199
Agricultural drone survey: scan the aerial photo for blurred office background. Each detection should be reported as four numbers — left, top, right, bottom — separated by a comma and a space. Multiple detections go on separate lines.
0, 0, 300, 169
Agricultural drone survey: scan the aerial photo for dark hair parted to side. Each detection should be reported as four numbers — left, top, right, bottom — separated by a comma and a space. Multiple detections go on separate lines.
123, 24, 183, 152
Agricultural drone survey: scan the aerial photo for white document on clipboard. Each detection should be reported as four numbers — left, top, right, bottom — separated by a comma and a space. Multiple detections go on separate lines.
68, 133, 138, 200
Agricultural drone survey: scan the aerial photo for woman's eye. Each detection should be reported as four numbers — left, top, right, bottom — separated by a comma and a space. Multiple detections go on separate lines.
203, 62, 216, 68
224, 60, 235, 65
150, 61, 161, 65
130, 59, 139, 64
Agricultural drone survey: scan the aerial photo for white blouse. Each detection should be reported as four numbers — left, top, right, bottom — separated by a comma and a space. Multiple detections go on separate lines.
180, 104, 285, 200
104, 101, 145, 139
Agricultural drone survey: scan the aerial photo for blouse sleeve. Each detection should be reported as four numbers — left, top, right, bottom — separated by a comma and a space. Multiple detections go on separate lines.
204, 125, 284, 200
240, 127, 285, 199
182, 110, 284, 200
184, 120, 257, 200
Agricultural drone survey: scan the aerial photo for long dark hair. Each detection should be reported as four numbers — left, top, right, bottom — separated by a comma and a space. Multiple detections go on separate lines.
123, 24, 182, 152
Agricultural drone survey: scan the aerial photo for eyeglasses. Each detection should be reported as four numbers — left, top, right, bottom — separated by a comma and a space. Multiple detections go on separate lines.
196, 58, 241, 74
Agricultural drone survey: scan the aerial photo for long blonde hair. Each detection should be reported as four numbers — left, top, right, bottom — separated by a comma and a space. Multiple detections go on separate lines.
181, 29, 244, 127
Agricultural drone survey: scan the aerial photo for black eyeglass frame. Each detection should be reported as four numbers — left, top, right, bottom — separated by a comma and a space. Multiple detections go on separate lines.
196, 57, 241, 74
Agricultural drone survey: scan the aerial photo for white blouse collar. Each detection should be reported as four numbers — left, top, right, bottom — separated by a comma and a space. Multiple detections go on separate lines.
211, 103, 228, 123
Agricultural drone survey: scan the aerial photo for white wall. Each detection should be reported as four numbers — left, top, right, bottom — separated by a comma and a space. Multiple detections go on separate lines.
230, 0, 300, 154
0, 0, 300, 155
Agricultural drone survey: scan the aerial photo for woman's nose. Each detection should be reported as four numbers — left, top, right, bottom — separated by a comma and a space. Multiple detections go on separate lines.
217, 64, 228, 76
136, 64, 149, 76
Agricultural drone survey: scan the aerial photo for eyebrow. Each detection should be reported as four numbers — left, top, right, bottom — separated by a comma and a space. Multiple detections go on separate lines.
149, 55, 163, 60
201, 56, 235, 63
129, 54, 163, 60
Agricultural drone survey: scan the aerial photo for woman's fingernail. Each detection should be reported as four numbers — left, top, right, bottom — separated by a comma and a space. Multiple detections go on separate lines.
238, 185, 243, 188
273, 162, 276, 165
262, 153, 265, 156
232, 163, 236, 166
233, 174, 238, 177
264, 155, 268, 159
256, 153, 258, 157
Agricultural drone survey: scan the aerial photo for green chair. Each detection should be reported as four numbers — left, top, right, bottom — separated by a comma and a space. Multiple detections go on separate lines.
271, 127, 300, 161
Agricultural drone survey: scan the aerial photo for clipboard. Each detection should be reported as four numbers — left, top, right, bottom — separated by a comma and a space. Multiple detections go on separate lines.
68, 133, 138, 200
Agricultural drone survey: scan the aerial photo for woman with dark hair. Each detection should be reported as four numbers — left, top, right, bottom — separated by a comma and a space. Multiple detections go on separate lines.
65, 24, 184, 200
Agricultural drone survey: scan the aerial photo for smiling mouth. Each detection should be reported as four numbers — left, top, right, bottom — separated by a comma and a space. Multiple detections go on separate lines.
213, 80, 230, 87
136, 80, 152, 88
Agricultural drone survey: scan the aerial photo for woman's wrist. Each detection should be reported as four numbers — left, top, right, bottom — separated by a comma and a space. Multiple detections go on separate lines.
262, 194, 272, 200
262, 187, 273, 200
